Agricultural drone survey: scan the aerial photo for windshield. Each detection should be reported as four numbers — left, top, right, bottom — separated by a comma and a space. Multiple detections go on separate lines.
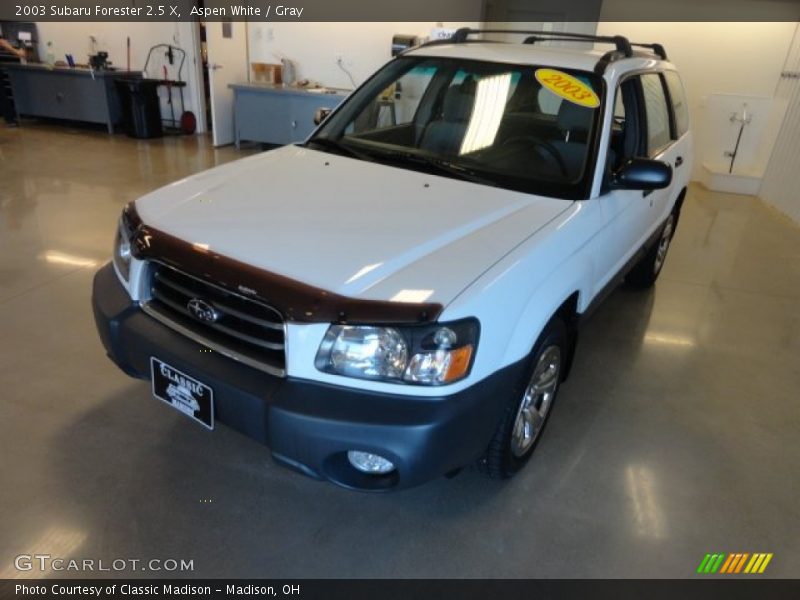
309, 56, 605, 199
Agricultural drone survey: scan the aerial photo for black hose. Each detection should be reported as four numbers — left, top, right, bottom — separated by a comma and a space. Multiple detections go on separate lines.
729, 122, 745, 174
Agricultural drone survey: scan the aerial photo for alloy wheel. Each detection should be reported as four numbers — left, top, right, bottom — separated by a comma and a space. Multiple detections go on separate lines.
510, 345, 561, 457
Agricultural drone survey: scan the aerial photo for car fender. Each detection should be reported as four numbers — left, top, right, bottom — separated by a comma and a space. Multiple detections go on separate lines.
442, 200, 602, 382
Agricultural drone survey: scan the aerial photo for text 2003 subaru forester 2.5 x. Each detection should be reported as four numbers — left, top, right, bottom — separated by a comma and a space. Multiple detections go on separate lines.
93, 29, 692, 491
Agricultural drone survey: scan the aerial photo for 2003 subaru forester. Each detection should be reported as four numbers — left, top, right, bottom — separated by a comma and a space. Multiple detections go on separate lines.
92, 29, 692, 491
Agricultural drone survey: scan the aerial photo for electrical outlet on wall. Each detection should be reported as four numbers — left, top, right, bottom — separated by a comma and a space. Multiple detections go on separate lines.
336, 54, 354, 67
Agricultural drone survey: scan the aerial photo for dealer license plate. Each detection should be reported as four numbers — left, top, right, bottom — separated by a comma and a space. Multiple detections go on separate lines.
150, 357, 214, 430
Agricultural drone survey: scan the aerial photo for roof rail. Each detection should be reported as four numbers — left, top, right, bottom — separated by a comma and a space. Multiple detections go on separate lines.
450, 28, 633, 57
446, 28, 668, 61
631, 42, 668, 60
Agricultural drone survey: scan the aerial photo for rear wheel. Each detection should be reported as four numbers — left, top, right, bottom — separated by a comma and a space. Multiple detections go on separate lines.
479, 317, 567, 479
626, 211, 676, 288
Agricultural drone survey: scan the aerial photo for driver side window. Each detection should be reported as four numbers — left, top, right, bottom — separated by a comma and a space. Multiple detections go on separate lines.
608, 78, 644, 172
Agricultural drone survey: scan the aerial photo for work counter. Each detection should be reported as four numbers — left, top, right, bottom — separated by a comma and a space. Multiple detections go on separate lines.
3, 63, 130, 133
229, 82, 349, 147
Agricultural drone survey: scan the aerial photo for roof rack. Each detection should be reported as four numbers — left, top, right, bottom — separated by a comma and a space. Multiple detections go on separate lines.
445, 28, 668, 61
631, 42, 668, 60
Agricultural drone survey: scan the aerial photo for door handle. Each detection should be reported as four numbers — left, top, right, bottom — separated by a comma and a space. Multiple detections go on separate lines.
675, 156, 684, 168
211, 63, 223, 71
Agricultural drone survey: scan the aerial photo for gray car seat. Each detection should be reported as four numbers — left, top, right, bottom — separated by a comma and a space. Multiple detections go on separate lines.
550, 100, 593, 180
419, 79, 476, 155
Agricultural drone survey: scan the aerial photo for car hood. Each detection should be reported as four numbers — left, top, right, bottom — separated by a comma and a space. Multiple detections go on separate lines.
135, 145, 571, 306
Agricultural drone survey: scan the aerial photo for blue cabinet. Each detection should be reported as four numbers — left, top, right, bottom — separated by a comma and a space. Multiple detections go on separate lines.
5, 64, 124, 133
229, 83, 348, 147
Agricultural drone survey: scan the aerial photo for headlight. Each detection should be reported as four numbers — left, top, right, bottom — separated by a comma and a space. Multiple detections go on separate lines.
315, 319, 478, 385
112, 216, 133, 281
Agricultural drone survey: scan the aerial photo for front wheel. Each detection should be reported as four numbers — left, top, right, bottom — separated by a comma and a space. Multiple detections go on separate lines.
479, 317, 567, 479
626, 212, 676, 288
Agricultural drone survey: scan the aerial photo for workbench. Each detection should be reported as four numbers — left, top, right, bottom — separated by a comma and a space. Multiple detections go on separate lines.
229, 83, 348, 148
4, 63, 128, 133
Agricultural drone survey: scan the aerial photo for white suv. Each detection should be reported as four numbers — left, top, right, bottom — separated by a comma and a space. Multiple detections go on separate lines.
93, 29, 692, 491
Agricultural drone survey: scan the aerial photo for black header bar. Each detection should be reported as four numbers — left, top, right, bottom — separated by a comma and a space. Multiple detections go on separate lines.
1, 0, 798, 22
3, 579, 800, 600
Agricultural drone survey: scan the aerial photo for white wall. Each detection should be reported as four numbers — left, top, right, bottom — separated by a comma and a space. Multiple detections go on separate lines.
759, 25, 800, 223
34, 21, 204, 132
596, 20, 797, 181
247, 22, 479, 91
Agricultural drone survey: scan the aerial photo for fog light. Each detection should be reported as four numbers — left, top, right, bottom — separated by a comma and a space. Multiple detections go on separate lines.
347, 451, 395, 475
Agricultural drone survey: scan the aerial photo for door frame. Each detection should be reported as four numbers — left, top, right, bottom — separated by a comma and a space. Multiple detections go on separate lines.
204, 20, 251, 146
190, 21, 208, 135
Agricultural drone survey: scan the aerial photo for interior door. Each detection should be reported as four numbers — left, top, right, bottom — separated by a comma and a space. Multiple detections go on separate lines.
206, 20, 248, 146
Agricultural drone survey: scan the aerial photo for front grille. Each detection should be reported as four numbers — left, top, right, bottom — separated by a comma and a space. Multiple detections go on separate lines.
142, 262, 286, 377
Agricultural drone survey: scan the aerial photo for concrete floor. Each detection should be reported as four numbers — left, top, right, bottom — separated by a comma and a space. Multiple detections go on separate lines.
1, 123, 799, 579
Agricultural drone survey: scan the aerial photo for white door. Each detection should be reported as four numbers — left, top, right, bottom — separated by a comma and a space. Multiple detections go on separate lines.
760, 24, 800, 223
206, 21, 248, 146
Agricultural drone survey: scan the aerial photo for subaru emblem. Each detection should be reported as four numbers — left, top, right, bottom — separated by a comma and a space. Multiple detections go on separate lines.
187, 298, 219, 323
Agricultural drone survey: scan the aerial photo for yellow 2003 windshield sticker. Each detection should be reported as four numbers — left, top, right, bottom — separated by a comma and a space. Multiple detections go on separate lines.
535, 69, 600, 108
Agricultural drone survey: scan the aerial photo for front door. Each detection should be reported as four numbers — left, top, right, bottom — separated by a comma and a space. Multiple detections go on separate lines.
638, 72, 678, 230
206, 20, 248, 146
591, 77, 654, 294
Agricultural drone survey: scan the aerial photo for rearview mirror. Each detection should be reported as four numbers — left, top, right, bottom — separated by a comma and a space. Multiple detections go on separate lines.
612, 158, 672, 191
314, 108, 333, 125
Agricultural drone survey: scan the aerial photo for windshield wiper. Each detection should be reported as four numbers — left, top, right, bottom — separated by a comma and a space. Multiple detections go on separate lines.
306, 137, 373, 162
309, 140, 497, 187
374, 150, 499, 187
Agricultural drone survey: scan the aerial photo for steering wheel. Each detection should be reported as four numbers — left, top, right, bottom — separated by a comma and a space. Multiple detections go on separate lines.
502, 137, 568, 178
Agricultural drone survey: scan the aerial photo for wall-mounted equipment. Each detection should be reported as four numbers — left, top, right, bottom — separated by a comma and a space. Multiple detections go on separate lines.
392, 35, 420, 57
725, 103, 753, 173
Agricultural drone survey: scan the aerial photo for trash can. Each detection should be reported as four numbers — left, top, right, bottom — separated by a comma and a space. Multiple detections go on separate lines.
115, 78, 163, 139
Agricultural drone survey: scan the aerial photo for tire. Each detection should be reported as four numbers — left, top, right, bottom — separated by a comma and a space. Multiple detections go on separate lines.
478, 317, 568, 479
626, 210, 677, 288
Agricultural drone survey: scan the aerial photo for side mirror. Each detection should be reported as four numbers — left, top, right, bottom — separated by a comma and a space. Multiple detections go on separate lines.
314, 108, 333, 125
612, 158, 672, 191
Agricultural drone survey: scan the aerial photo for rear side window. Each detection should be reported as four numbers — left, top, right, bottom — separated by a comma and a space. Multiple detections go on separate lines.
664, 71, 689, 137
640, 73, 671, 156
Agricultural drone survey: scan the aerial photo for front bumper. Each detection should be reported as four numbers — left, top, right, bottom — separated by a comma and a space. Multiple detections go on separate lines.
92, 263, 524, 490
